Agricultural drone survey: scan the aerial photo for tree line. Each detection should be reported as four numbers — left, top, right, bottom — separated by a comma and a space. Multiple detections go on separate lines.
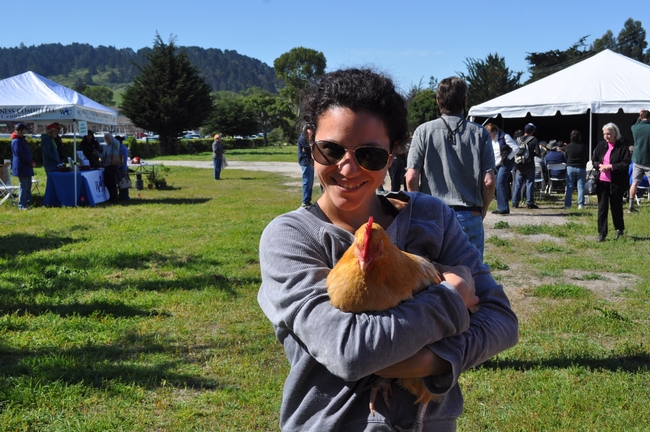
122, 18, 649, 155
0, 42, 279, 93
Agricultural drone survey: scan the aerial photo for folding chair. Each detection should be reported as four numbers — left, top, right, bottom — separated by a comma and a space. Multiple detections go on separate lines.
636, 186, 650, 204
534, 163, 545, 200
546, 162, 567, 195
0, 178, 19, 206
32, 178, 41, 195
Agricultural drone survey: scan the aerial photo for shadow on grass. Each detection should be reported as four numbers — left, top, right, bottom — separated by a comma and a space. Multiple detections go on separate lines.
630, 235, 650, 242
1, 272, 257, 299
511, 212, 568, 218
109, 197, 211, 205
0, 233, 76, 258
0, 338, 219, 390
481, 354, 650, 373
0, 300, 170, 318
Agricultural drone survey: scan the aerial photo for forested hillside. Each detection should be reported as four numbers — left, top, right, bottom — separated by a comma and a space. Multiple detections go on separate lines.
0, 43, 279, 93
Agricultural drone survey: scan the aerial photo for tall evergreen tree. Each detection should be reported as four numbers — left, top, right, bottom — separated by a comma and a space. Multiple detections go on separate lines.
615, 18, 648, 63
121, 34, 213, 154
460, 53, 522, 108
525, 37, 591, 83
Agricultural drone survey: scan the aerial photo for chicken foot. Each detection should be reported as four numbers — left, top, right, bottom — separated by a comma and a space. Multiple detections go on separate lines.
394, 401, 428, 432
364, 377, 393, 416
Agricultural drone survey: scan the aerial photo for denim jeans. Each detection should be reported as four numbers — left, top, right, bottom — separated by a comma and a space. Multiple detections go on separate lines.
496, 158, 514, 212
453, 209, 484, 259
18, 176, 32, 209
512, 166, 535, 205
213, 157, 222, 179
301, 164, 314, 205
565, 166, 586, 207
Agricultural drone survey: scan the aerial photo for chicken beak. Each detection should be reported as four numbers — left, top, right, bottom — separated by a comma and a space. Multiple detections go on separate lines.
358, 258, 368, 273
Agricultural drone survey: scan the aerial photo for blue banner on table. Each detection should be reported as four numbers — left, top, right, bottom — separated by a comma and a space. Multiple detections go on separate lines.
43, 170, 110, 207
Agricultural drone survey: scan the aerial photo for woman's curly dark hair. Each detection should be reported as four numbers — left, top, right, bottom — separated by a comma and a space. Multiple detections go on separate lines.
300, 68, 409, 153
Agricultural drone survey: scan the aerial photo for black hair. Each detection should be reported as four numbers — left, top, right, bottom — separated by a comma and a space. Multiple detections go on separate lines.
570, 130, 582, 143
300, 68, 408, 153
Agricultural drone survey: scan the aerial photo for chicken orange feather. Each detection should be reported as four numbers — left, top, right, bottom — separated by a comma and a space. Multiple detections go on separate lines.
326, 216, 443, 432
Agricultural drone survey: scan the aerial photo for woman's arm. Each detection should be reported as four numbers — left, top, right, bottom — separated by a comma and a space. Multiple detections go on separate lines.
258, 212, 471, 382
402, 196, 519, 394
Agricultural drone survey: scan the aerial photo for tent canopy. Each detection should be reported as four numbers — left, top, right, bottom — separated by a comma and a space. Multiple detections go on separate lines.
0, 71, 117, 125
469, 50, 650, 118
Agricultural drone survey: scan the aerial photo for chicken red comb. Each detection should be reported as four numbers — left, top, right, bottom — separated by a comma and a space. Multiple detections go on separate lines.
362, 216, 374, 261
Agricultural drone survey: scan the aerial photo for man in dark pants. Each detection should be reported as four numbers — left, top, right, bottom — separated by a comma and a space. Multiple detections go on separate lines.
512, 123, 540, 209
298, 125, 314, 207
629, 109, 650, 212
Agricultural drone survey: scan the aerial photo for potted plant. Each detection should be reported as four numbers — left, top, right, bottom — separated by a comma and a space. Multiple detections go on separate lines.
146, 164, 170, 189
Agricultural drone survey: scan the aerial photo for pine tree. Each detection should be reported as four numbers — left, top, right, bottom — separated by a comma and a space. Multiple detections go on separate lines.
121, 34, 213, 154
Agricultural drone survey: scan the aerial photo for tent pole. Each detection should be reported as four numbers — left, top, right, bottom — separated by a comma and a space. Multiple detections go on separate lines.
589, 110, 593, 158
74, 119, 78, 207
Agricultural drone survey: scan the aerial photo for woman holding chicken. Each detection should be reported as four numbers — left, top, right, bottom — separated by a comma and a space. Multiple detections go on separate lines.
258, 68, 518, 432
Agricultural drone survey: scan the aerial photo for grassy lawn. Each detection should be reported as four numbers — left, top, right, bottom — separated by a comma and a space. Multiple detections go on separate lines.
152, 145, 299, 163
1, 158, 648, 430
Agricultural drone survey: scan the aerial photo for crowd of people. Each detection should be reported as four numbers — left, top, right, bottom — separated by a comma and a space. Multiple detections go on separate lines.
9, 123, 131, 209
292, 76, 650, 249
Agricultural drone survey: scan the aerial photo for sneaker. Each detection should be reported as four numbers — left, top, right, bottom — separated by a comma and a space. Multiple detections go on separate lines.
597, 234, 605, 242
491, 210, 510, 215
527, 204, 539, 209
615, 230, 624, 239
578, 205, 584, 209
512, 202, 519, 208
628, 207, 638, 213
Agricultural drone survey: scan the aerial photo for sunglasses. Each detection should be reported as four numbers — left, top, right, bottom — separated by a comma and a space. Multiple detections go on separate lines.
311, 140, 391, 171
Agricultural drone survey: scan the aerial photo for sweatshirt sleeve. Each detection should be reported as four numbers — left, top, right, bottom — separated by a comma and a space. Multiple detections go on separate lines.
258, 212, 471, 382
408, 197, 518, 396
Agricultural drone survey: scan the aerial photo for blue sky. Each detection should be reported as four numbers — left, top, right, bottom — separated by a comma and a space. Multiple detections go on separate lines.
5, 0, 644, 91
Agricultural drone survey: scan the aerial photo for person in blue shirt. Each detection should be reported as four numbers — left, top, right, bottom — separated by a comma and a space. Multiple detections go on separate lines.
116, 136, 130, 202
298, 125, 314, 207
11, 123, 35, 210
544, 140, 567, 192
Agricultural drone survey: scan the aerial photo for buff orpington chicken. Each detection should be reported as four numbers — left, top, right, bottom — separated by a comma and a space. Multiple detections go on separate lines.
326, 216, 445, 432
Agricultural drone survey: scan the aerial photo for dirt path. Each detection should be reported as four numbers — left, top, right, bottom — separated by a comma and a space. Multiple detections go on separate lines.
159, 159, 572, 228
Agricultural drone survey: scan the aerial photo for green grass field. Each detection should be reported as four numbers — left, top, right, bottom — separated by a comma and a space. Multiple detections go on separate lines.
1, 156, 648, 431
152, 145, 299, 163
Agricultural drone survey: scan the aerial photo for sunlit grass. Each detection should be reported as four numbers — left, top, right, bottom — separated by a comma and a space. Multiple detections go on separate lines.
1, 155, 649, 430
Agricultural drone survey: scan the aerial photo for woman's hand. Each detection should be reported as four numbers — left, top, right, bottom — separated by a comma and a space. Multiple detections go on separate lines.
437, 264, 479, 310
599, 163, 612, 172
375, 348, 451, 379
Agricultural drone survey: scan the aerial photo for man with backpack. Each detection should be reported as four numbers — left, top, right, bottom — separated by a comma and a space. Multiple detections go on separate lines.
512, 123, 540, 209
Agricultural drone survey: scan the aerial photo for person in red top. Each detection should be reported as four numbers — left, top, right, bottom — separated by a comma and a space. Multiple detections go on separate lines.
592, 122, 631, 242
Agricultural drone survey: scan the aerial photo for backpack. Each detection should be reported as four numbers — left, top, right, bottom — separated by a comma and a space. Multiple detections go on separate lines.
514, 136, 534, 165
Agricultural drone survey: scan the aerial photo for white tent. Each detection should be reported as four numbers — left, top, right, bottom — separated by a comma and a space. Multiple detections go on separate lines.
0, 71, 117, 207
469, 49, 650, 118
468, 50, 650, 151
0, 71, 117, 125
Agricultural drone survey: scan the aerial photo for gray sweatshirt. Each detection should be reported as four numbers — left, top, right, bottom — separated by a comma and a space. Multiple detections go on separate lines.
258, 192, 518, 431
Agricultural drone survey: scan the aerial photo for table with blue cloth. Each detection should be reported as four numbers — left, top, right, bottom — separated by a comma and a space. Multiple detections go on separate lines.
43, 170, 110, 207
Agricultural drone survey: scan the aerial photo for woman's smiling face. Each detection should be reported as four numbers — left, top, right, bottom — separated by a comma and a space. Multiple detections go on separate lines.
314, 107, 392, 220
